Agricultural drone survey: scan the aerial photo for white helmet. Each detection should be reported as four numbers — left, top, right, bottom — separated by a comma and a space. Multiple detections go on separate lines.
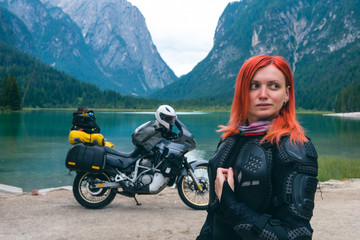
155, 105, 177, 130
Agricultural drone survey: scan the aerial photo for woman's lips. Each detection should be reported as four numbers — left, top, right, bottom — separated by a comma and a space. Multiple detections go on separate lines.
256, 103, 272, 108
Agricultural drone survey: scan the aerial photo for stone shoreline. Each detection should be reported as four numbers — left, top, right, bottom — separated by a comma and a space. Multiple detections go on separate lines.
323, 112, 360, 119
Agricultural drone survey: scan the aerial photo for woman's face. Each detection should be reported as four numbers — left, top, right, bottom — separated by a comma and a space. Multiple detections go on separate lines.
247, 64, 289, 124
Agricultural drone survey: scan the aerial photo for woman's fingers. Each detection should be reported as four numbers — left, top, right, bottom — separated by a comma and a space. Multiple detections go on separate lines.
217, 168, 229, 178
215, 168, 235, 201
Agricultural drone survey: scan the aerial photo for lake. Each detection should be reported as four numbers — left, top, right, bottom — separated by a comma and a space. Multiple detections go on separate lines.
1, 110, 359, 191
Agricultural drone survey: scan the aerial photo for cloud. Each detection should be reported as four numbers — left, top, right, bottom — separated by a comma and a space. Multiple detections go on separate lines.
128, 0, 234, 76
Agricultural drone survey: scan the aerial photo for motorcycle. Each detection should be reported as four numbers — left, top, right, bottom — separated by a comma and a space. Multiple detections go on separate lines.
65, 119, 209, 210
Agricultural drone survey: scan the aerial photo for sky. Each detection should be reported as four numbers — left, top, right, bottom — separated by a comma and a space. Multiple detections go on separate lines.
128, 0, 235, 77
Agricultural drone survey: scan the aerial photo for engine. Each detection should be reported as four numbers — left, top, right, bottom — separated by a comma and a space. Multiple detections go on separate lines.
136, 157, 169, 193
138, 158, 153, 185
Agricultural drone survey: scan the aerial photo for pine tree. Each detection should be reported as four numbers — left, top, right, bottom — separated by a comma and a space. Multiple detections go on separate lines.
0, 77, 3, 107
1, 74, 11, 107
1, 73, 22, 110
8, 73, 21, 110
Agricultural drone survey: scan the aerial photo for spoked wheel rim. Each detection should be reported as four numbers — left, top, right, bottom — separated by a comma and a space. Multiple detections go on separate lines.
78, 172, 113, 204
181, 166, 209, 207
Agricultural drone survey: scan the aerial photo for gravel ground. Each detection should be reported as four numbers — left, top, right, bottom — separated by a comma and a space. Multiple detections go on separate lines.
1, 179, 360, 240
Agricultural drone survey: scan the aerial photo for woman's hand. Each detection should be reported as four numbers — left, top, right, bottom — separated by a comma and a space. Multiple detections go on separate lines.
215, 167, 235, 202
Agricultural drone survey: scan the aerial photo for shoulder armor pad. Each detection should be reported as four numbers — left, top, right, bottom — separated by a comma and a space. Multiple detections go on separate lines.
278, 137, 318, 175
209, 135, 239, 170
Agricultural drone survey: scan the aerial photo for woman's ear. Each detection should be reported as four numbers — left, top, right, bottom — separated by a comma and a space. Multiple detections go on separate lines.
285, 86, 290, 101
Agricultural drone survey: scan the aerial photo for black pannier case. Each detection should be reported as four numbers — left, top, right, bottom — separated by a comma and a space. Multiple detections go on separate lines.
65, 143, 106, 173
161, 154, 183, 177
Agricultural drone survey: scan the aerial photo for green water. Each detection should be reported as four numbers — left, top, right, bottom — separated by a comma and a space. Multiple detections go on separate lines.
0, 110, 359, 191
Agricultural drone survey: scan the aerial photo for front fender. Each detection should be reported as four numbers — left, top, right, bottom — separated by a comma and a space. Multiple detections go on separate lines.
177, 159, 208, 183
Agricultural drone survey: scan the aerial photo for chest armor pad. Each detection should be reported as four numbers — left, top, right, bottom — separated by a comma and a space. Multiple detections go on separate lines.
234, 139, 273, 212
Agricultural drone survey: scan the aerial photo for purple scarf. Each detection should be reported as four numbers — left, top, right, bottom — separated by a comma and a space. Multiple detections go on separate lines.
238, 120, 270, 136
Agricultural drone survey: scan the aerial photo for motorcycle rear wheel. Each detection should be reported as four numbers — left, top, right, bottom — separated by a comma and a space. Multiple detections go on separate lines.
177, 164, 209, 210
73, 171, 116, 209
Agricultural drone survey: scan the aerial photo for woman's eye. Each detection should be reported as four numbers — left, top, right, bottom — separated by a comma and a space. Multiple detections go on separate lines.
270, 83, 280, 89
250, 83, 259, 89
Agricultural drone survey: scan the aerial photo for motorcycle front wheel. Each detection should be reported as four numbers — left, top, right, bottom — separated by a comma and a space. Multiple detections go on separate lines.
73, 171, 116, 209
177, 164, 209, 210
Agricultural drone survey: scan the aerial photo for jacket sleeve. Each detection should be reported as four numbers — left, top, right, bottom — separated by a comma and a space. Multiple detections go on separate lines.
196, 135, 240, 240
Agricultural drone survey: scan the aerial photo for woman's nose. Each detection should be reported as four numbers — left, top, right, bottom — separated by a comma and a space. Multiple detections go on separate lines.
259, 86, 268, 98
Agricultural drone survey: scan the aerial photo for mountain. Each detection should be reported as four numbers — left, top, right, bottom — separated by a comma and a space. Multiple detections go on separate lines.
152, 0, 360, 111
0, 41, 230, 110
0, 0, 177, 95
0, 6, 35, 55
0, 0, 108, 89
0, 41, 165, 108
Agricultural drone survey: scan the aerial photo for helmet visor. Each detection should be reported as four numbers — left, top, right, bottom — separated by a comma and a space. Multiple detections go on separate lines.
160, 113, 175, 126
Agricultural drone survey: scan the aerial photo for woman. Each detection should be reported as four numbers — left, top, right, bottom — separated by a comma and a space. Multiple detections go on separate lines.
197, 55, 318, 240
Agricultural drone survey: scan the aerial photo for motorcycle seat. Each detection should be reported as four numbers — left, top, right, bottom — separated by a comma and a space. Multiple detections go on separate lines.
105, 146, 142, 158
105, 147, 142, 169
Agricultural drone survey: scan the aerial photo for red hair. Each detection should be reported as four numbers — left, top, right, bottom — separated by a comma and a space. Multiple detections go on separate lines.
219, 55, 307, 144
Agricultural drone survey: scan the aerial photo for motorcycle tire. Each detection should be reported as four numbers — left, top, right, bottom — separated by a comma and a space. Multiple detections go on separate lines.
73, 171, 117, 209
177, 164, 209, 210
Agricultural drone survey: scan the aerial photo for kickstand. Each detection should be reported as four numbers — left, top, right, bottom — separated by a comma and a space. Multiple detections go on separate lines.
133, 195, 141, 206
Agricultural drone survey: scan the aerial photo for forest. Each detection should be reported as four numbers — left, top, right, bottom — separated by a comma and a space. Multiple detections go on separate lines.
336, 81, 360, 112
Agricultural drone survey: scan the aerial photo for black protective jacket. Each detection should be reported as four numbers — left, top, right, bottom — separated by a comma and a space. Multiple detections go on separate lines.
197, 133, 318, 240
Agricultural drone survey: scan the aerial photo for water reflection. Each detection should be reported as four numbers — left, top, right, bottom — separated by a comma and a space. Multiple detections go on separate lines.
0, 112, 22, 137
297, 114, 360, 158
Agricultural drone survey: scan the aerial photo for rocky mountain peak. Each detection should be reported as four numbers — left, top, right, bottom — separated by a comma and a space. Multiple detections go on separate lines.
41, 0, 177, 93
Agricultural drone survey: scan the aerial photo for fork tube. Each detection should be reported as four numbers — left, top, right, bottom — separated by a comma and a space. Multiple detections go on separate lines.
184, 161, 202, 191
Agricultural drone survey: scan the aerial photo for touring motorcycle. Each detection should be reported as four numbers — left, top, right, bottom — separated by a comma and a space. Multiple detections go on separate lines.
65, 119, 209, 210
